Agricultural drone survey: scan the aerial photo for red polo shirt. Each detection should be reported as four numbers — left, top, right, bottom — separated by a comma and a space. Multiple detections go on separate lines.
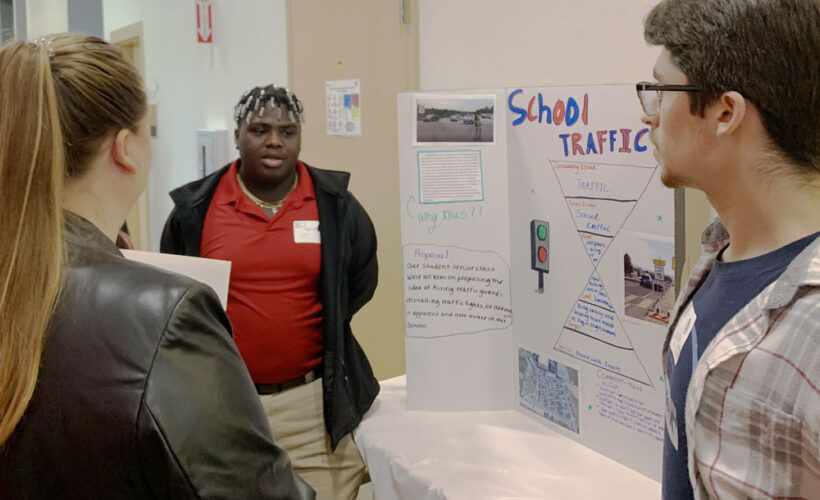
201, 160, 323, 383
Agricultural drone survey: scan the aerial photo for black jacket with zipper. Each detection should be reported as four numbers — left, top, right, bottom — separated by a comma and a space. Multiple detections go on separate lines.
0, 212, 314, 499
160, 162, 379, 449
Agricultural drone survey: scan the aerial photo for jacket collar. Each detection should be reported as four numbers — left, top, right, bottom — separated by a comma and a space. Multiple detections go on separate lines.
700, 218, 730, 246
64, 211, 121, 259
767, 233, 820, 308
306, 164, 350, 198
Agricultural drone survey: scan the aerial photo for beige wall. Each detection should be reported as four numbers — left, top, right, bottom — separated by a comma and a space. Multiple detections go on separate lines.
287, 0, 417, 381
419, 0, 661, 90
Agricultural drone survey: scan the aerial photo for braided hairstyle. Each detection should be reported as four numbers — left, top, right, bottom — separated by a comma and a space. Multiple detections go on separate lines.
234, 85, 305, 127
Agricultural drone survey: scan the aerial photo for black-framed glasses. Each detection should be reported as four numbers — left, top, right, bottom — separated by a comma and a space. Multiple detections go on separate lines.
636, 82, 699, 116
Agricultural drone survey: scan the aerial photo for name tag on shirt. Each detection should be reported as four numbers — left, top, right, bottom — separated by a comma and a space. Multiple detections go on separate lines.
670, 303, 696, 365
293, 220, 321, 244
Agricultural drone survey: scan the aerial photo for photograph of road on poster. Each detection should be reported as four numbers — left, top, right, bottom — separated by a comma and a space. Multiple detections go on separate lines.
621, 232, 675, 326
413, 94, 496, 145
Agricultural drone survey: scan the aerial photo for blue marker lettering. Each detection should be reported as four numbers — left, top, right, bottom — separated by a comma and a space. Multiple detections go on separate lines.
586, 132, 598, 154
508, 89, 526, 126
634, 128, 649, 152
538, 93, 552, 124
559, 133, 571, 157
566, 97, 579, 126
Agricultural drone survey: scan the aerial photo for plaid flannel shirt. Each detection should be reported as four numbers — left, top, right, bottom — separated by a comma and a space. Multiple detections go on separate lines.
663, 220, 820, 499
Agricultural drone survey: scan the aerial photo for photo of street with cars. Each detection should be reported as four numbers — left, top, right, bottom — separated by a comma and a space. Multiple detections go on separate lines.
622, 232, 675, 326
414, 95, 495, 144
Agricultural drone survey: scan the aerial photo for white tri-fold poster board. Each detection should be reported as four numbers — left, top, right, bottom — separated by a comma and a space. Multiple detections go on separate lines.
398, 85, 674, 480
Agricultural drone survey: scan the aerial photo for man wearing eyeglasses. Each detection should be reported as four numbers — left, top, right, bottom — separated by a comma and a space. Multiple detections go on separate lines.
638, 1, 820, 499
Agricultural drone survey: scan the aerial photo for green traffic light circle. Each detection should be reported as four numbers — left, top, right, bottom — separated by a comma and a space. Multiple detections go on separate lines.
537, 224, 547, 240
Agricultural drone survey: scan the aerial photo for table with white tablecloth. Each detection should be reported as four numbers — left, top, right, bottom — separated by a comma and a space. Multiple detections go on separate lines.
353, 376, 660, 500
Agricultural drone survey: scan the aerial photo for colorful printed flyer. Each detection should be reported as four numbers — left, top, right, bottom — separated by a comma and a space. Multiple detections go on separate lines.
326, 79, 361, 137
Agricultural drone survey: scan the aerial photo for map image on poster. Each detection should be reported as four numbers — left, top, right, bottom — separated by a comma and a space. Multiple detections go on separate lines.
519, 348, 580, 433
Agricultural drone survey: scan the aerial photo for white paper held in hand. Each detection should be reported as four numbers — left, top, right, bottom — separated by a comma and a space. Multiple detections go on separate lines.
121, 250, 231, 309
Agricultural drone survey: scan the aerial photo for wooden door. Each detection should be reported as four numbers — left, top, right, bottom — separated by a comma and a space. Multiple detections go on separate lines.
287, 0, 418, 379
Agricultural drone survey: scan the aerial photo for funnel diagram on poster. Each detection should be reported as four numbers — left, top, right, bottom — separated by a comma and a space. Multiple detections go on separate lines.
550, 160, 657, 386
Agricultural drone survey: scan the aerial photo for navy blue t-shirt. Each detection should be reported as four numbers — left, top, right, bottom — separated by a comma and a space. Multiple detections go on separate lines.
662, 231, 819, 500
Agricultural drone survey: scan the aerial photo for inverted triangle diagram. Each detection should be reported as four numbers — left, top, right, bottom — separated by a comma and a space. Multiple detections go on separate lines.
550, 160, 655, 267
549, 160, 656, 386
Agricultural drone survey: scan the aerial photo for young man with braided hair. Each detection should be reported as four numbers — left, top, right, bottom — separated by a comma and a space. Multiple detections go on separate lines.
638, 0, 820, 498
161, 85, 378, 499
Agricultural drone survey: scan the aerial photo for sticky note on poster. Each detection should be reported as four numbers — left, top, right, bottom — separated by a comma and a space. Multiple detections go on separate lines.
404, 244, 512, 337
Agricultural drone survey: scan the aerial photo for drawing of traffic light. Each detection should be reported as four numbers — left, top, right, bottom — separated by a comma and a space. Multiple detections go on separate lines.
530, 219, 549, 294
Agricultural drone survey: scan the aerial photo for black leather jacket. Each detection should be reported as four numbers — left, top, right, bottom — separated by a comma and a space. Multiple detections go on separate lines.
161, 162, 380, 449
0, 213, 314, 499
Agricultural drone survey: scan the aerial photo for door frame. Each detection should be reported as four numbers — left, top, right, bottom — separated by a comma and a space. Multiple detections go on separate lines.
111, 21, 152, 250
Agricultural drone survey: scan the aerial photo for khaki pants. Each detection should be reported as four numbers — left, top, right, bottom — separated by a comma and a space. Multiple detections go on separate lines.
260, 378, 367, 500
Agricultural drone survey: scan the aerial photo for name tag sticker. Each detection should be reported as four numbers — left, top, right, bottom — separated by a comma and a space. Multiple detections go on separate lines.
293, 220, 321, 244
670, 303, 696, 365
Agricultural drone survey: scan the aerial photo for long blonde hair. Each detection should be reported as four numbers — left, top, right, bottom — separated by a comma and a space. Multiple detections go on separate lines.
0, 35, 146, 446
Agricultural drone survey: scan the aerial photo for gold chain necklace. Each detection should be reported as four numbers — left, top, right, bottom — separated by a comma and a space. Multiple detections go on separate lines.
236, 170, 298, 215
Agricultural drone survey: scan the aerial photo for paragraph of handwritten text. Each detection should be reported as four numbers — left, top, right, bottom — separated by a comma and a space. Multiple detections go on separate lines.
594, 371, 663, 443
404, 245, 512, 337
